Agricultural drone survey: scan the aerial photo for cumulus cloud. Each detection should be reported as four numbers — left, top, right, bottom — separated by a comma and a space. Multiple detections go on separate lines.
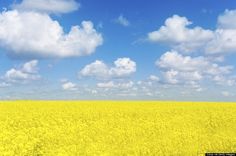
148, 11, 236, 89
80, 60, 109, 79
148, 15, 214, 52
156, 51, 233, 85
5, 60, 40, 82
0, 82, 11, 87
149, 75, 160, 81
157, 51, 232, 74
212, 75, 236, 86
162, 70, 202, 84
97, 81, 134, 89
218, 9, 236, 29
97, 81, 115, 88
205, 10, 236, 54
0, 10, 103, 59
12, 0, 80, 14
80, 58, 136, 79
157, 51, 207, 72
62, 82, 77, 91
110, 58, 136, 77
115, 15, 130, 27
148, 11, 236, 55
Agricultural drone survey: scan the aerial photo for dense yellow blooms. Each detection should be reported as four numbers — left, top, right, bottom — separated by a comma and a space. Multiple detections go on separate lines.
0, 101, 236, 155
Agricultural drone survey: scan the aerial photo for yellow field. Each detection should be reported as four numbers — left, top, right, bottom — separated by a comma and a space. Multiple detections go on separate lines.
0, 101, 236, 155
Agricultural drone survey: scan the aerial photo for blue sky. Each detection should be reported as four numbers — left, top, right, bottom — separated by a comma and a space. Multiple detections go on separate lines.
0, 0, 236, 101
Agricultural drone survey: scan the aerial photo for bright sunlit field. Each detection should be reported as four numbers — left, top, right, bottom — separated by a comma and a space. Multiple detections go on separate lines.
0, 101, 236, 155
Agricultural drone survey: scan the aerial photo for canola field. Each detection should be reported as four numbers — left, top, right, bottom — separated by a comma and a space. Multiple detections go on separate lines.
0, 101, 236, 155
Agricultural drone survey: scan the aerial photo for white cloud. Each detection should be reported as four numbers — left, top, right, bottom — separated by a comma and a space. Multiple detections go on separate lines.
213, 75, 236, 86
205, 9, 236, 54
205, 29, 236, 55
195, 87, 204, 92
97, 81, 115, 88
156, 51, 233, 85
218, 9, 236, 29
12, 0, 80, 14
115, 15, 130, 27
62, 82, 77, 91
22, 59, 39, 73
148, 15, 214, 52
157, 51, 207, 72
149, 75, 160, 81
90, 89, 98, 94
5, 60, 40, 82
148, 11, 236, 88
80, 58, 136, 79
110, 58, 136, 77
163, 70, 202, 84
0, 10, 103, 59
80, 60, 109, 79
0, 82, 11, 87
157, 51, 233, 74
97, 81, 134, 89
148, 11, 236, 55
162, 70, 178, 84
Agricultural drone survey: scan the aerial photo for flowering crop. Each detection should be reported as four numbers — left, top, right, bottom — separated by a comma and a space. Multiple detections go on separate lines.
0, 101, 235, 155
